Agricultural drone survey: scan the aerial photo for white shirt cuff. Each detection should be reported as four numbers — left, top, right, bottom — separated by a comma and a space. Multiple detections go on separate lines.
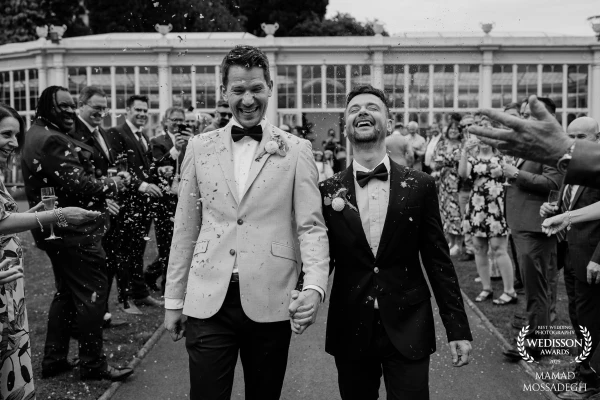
138, 181, 148, 193
303, 285, 325, 302
169, 147, 180, 159
165, 298, 184, 310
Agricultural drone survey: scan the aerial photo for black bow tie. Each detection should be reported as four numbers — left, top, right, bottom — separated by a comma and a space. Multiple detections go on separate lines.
356, 163, 389, 188
231, 125, 263, 142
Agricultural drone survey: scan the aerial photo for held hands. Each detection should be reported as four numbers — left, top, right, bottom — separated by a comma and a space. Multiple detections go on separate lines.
449, 340, 471, 367
539, 202, 558, 218
164, 309, 186, 342
288, 289, 321, 334
144, 183, 163, 198
60, 207, 102, 225
106, 199, 120, 216
0, 258, 23, 284
541, 213, 569, 236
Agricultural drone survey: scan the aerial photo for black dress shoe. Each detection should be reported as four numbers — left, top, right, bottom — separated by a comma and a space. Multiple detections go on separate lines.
144, 272, 160, 292
42, 358, 80, 378
103, 318, 129, 329
81, 365, 134, 381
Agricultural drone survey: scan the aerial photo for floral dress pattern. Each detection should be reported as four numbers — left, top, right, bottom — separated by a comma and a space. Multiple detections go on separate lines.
0, 181, 34, 400
462, 155, 509, 238
433, 139, 463, 236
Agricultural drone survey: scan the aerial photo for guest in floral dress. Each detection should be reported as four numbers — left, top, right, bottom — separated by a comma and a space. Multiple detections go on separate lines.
432, 120, 464, 255
458, 134, 517, 305
0, 103, 101, 399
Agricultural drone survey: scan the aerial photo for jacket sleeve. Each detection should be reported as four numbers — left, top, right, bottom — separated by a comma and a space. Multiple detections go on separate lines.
566, 141, 600, 189
293, 140, 330, 296
418, 175, 473, 342
164, 142, 201, 307
40, 134, 118, 196
514, 164, 562, 196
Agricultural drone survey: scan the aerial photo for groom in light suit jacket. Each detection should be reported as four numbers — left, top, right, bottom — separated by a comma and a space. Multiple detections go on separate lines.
164, 45, 330, 400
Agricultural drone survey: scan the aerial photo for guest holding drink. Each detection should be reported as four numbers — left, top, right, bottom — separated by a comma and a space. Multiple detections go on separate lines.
458, 135, 516, 304
21, 87, 133, 381
432, 119, 464, 256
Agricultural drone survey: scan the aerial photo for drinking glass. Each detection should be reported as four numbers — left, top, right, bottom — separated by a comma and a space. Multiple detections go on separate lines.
548, 190, 560, 207
41, 187, 60, 240
502, 155, 515, 187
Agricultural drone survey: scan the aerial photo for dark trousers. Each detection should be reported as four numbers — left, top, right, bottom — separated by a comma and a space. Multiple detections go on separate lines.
511, 231, 557, 339
335, 312, 430, 400
118, 193, 152, 300
103, 216, 128, 306
559, 242, 580, 340
42, 240, 108, 375
145, 195, 177, 291
185, 282, 292, 400
575, 277, 600, 385
508, 233, 523, 286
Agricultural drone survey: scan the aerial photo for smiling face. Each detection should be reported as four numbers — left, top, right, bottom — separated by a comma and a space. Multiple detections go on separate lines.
79, 94, 108, 128
0, 116, 19, 167
126, 99, 149, 128
221, 66, 272, 129
51, 90, 76, 132
345, 93, 392, 148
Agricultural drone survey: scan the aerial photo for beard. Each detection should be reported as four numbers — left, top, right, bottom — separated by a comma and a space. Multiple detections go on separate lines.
347, 125, 385, 149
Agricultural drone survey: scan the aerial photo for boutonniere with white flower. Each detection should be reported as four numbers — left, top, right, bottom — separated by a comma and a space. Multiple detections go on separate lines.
255, 128, 289, 162
323, 187, 358, 213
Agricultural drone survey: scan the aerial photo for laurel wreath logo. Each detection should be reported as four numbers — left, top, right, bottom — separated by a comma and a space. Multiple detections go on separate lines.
573, 326, 592, 363
517, 326, 537, 363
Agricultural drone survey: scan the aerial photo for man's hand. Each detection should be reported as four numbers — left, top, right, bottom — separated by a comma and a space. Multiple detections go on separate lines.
158, 166, 174, 179
539, 202, 558, 218
587, 261, 600, 285
106, 198, 120, 216
468, 95, 573, 166
502, 163, 518, 178
541, 213, 569, 236
145, 183, 163, 198
175, 129, 193, 151
164, 309, 186, 342
289, 289, 321, 335
449, 340, 471, 367
109, 176, 124, 192
117, 171, 131, 186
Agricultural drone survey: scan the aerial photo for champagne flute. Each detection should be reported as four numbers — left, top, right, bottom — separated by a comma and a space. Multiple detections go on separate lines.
502, 155, 515, 187
41, 187, 61, 240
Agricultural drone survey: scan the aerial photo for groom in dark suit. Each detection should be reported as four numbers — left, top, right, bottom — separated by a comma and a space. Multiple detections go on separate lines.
302, 85, 472, 399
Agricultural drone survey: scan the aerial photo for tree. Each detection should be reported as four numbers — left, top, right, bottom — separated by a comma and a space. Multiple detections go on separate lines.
289, 12, 389, 37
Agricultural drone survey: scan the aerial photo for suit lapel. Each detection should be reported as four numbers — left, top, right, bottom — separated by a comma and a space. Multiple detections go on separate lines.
571, 185, 585, 209
241, 122, 274, 200
339, 165, 373, 257
375, 161, 412, 261
216, 127, 239, 205
557, 184, 566, 211
97, 127, 114, 164
516, 158, 526, 168
123, 123, 148, 168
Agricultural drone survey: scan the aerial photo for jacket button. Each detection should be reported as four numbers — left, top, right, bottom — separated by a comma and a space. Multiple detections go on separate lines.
229, 249, 236, 256
237, 219, 243, 225
374, 267, 380, 273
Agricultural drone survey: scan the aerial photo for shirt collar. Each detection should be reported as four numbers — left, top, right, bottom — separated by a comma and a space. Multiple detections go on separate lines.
353, 154, 390, 176
78, 115, 97, 134
126, 119, 143, 134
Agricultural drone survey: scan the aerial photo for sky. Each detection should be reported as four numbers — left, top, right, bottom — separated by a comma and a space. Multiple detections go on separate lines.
326, 0, 600, 36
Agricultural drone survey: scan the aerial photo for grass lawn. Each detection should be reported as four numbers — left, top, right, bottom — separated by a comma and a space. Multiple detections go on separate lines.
22, 220, 164, 400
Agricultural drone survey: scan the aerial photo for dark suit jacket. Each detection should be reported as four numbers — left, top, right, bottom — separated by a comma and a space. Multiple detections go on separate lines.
106, 122, 152, 189
565, 141, 600, 189
21, 119, 118, 248
320, 161, 472, 361
71, 117, 120, 176
149, 133, 184, 205
557, 184, 600, 282
505, 160, 562, 232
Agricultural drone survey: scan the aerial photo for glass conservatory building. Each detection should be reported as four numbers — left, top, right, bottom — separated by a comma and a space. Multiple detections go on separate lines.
0, 29, 599, 182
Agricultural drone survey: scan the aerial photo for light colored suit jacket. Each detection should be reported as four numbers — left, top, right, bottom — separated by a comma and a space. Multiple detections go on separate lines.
165, 122, 330, 322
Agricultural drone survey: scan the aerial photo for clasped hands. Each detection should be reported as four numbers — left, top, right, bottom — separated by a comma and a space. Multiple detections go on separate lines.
288, 289, 321, 334
539, 202, 569, 237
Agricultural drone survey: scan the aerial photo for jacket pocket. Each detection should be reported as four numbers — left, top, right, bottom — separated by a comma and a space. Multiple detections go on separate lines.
193, 240, 209, 255
404, 285, 431, 305
271, 242, 297, 262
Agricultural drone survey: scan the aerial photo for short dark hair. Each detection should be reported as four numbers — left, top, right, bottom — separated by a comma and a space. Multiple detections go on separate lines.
345, 85, 391, 118
216, 99, 229, 109
503, 102, 521, 113
444, 119, 463, 141
0, 102, 25, 153
220, 45, 271, 88
79, 86, 107, 105
126, 95, 149, 109
35, 85, 70, 122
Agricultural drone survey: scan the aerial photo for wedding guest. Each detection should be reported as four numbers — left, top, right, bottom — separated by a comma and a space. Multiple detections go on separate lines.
202, 99, 232, 133
307, 84, 472, 399
423, 122, 442, 174
458, 135, 516, 304
314, 150, 334, 182
333, 146, 347, 173
323, 128, 339, 152
432, 119, 464, 256
21, 87, 133, 381
184, 109, 200, 135
145, 107, 191, 293
107, 95, 164, 315
406, 121, 427, 171
503, 102, 521, 118
457, 114, 476, 262
164, 45, 329, 400
500, 97, 562, 361
324, 149, 335, 171
385, 130, 414, 167
73, 86, 129, 329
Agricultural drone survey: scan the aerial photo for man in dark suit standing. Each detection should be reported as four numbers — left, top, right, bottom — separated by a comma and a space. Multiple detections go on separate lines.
22, 86, 133, 381
107, 95, 164, 314
501, 97, 563, 361
73, 86, 129, 328
144, 107, 191, 292
297, 85, 472, 400
540, 117, 600, 400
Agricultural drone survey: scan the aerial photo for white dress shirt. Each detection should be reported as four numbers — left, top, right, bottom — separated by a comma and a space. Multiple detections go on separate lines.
424, 133, 442, 167
353, 155, 391, 309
